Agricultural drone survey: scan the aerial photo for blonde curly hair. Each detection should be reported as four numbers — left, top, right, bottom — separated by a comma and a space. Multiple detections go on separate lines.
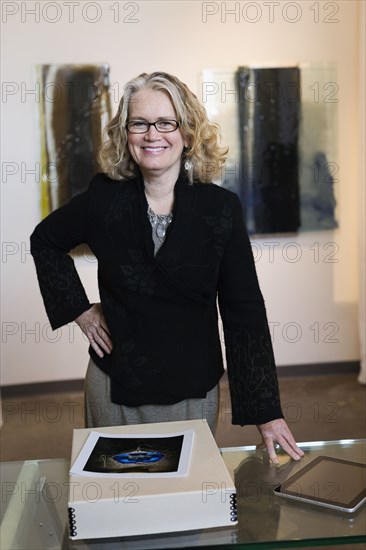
99, 71, 228, 183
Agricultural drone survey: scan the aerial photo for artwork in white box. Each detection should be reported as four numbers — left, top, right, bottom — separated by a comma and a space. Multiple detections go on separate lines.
70, 430, 194, 478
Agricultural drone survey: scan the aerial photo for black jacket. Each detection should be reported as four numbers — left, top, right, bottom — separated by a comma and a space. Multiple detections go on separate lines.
30, 172, 283, 425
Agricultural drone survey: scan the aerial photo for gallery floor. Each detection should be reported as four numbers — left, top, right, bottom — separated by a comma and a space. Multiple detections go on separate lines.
1, 372, 365, 462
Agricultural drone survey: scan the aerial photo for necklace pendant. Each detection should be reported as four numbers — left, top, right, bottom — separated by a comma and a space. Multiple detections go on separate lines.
147, 205, 173, 243
156, 225, 166, 239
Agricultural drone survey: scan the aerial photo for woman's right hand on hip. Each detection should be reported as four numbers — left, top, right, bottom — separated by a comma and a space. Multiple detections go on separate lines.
75, 303, 113, 358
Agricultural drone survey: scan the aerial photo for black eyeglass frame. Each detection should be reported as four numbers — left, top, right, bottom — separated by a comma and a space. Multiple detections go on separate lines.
126, 119, 180, 134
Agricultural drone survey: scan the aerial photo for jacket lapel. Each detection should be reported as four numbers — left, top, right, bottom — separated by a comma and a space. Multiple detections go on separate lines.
128, 172, 208, 305
155, 172, 197, 266
129, 172, 197, 266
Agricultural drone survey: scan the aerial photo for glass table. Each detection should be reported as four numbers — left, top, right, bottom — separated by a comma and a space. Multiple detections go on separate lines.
1, 440, 365, 549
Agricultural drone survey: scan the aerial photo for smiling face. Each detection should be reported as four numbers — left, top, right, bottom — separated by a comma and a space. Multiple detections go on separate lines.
127, 88, 188, 183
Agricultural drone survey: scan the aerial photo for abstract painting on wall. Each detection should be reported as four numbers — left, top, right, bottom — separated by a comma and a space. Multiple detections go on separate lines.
36, 64, 112, 217
201, 64, 338, 234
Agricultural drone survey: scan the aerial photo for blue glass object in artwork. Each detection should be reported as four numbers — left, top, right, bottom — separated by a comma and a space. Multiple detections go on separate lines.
112, 450, 165, 464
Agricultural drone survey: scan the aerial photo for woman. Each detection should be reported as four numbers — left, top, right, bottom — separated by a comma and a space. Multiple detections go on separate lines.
31, 71, 304, 464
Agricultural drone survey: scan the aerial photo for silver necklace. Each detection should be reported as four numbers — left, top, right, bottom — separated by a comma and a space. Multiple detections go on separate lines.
147, 206, 173, 241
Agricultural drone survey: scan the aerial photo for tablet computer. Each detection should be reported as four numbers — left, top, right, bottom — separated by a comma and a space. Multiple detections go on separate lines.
273, 456, 366, 513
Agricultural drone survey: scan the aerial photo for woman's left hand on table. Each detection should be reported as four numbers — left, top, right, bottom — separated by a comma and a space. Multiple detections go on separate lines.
256, 418, 304, 464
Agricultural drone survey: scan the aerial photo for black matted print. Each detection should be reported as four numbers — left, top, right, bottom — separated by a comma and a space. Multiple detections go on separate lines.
70, 431, 194, 478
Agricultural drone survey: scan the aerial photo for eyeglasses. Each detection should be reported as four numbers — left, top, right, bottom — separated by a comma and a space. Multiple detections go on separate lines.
126, 119, 180, 134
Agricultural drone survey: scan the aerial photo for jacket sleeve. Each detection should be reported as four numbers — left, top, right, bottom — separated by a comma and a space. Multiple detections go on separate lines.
30, 184, 94, 330
218, 193, 284, 426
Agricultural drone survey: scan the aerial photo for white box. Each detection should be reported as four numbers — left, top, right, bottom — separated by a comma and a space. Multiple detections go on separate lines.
68, 420, 237, 540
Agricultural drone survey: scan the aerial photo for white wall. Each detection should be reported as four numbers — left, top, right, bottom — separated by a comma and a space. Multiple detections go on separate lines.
357, 0, 366, 384
1, 0, 363, 385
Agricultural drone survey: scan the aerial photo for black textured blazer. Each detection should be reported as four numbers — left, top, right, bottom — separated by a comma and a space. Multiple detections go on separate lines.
30, 172, 283, 426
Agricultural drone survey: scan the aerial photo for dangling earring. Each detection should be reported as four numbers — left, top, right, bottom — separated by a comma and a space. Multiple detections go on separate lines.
184, 158, 192, 172
183, 148, 193, 184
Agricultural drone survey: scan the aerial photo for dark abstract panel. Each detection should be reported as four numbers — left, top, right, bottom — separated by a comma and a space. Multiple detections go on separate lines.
37, 64, 111, 216
236, 67, 301, 234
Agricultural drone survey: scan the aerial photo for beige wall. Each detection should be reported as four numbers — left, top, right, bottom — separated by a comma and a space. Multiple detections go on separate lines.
357, 0, 366, 384
1, 0, 364, 384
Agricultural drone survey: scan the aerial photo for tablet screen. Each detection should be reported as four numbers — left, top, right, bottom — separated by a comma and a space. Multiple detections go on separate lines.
274, 456, 366, 513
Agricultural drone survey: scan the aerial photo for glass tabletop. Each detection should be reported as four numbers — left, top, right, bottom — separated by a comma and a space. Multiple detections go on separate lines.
1, 439, 365, 549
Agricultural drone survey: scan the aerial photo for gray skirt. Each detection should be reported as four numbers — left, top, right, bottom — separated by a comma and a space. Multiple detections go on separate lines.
84, 358, 220, 434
